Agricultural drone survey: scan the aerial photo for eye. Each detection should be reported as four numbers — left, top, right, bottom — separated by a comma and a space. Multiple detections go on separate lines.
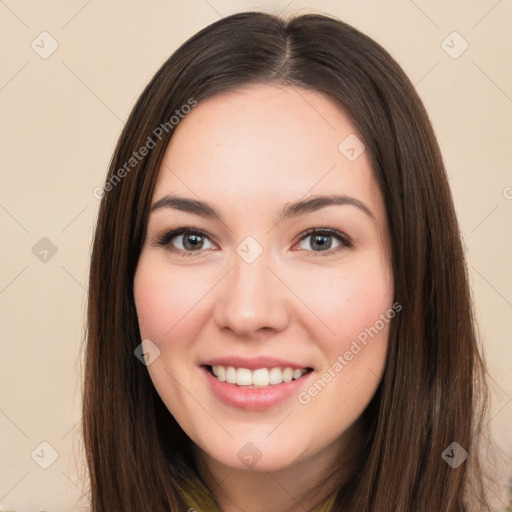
153, 226, 352, 258
154, 228, 216, 256
294, 228, 352, 257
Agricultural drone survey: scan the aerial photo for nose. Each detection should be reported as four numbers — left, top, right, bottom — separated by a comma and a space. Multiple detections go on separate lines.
213, 250, 290, 338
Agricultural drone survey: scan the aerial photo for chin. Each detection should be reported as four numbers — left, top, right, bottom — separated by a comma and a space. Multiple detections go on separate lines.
197, 435, 308, 473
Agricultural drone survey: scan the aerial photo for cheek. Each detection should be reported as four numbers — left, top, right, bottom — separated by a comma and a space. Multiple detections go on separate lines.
290, 260, 393, 349
133, 257, 209, 432
292, 260, 393, 426
133, 256, 210, 343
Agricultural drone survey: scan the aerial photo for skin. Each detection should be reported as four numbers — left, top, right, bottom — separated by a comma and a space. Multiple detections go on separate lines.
133, 84, 394, 512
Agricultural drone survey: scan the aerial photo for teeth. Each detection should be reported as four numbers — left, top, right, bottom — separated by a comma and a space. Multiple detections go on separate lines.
216, 365, 226, 382
225, 366, 237, 384
282, 368, 293, 382
269, 367, 283, 385
292, 369, 303, 379
236, 368, 252, 386
253, 368, 269, 386
210, 365, 308, 387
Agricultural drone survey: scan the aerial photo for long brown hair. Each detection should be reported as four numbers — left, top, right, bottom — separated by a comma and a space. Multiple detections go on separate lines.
82, 11, 495, 511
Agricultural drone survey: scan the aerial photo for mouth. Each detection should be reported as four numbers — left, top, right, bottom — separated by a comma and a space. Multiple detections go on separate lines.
200, 356, 315, 410
203, 364, 314, 388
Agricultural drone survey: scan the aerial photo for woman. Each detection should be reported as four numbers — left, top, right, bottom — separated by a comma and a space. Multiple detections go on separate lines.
83, 11, 496, 511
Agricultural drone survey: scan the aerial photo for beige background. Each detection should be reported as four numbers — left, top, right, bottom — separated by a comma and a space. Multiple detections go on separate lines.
1, 1, 511, 510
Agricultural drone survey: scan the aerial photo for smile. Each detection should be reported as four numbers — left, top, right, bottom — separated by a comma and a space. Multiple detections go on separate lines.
202, 364, 314, 411
207, 364, 312, 388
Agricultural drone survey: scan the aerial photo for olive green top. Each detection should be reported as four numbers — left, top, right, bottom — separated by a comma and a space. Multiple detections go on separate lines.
181, 479, 337, 511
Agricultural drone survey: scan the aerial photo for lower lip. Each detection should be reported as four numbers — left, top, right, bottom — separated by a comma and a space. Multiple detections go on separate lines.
202, 366, 313, 411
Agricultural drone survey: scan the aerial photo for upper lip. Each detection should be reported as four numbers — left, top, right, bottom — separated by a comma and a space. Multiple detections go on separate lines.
202, 356, 313, 371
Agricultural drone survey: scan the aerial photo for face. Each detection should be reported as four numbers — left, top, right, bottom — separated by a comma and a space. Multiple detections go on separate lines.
134, 84, 394, 474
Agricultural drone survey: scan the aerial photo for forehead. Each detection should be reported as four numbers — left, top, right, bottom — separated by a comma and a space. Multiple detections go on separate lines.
153, 84, 384, 223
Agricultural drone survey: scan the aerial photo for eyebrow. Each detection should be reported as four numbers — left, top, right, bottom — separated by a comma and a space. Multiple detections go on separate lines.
150, 194, 376, 223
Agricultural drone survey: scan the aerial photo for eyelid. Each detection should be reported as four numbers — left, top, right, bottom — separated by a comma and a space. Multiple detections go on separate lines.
152, 226, 352, 257
292, 227, 352, 252
152, 227, 217, 254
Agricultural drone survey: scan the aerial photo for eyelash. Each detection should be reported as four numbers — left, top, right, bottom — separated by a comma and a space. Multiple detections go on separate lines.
152, 226, 353, 258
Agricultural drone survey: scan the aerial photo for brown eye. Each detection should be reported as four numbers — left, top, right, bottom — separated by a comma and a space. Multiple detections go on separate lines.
155, 228, 216, 255
295, 228, 352, 256
179, 233, 205, 251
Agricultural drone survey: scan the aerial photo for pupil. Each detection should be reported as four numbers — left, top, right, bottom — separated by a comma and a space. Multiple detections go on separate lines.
184, 234, 203, 250
312, 234, 330, 250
